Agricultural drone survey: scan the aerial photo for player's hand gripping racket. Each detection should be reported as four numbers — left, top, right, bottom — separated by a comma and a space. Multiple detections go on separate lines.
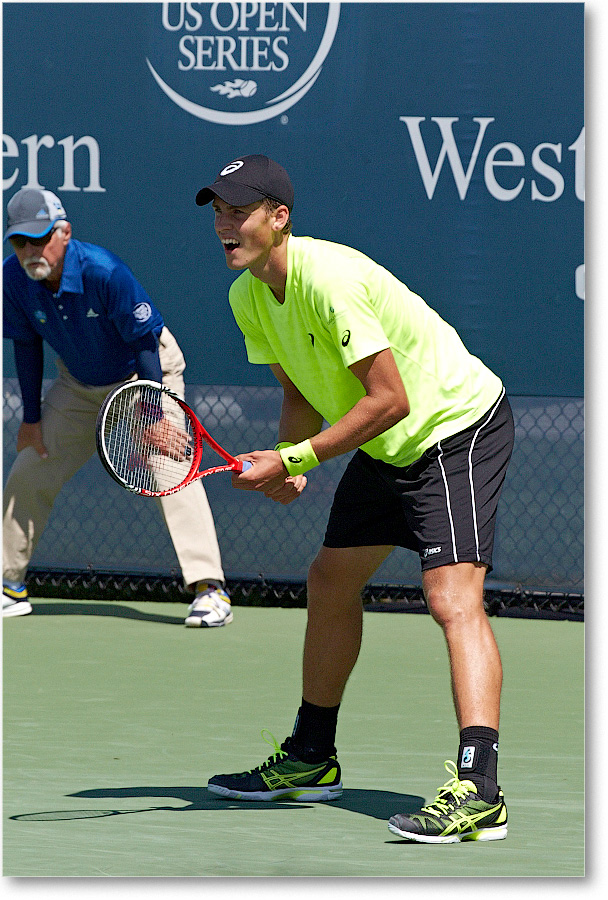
96, 380, 251, 497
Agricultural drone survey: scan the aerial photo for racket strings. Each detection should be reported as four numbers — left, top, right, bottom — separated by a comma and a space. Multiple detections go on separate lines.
103, 385, 196, 493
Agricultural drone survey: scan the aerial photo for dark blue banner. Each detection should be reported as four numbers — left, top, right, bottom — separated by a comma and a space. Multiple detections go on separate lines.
3, 2, 584, 396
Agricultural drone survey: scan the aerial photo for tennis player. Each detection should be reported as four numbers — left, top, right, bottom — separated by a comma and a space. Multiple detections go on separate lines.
3, 188, 231, 628
197, 155, 514, 843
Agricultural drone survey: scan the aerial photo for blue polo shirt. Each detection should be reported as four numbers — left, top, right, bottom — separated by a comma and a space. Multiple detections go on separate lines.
3, 238, 164, 386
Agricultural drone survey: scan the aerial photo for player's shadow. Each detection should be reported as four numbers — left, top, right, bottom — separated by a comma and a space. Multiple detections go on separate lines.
28, 602, 185, 625
9, 786, 425, 822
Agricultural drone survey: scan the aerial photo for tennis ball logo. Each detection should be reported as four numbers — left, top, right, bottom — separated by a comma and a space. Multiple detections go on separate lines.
211, 79, 257, 99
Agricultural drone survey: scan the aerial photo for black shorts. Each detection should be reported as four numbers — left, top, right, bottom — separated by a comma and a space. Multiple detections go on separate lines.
323, 391, 514, 572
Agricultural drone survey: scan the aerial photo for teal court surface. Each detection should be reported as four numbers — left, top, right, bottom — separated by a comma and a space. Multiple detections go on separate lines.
3, 599, 584, 879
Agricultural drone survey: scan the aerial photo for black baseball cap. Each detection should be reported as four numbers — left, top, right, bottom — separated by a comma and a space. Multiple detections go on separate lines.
195, 155, 294, 211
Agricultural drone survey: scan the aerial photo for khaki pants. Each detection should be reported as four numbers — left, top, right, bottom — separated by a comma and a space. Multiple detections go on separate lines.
3, 328, 225, 589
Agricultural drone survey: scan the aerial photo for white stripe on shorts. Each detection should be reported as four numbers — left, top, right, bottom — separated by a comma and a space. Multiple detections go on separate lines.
436, 442, 458, 562
438, 387, 506, 565
467, 388, 506, 561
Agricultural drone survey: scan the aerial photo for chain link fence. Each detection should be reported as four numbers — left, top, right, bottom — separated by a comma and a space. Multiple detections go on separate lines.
3, 380, 583, 618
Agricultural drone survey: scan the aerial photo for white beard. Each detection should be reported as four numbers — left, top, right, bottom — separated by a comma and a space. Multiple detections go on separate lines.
23, 256, 52, 281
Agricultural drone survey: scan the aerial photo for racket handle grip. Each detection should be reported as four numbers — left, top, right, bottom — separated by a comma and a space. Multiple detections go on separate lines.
239, 460, 253, 472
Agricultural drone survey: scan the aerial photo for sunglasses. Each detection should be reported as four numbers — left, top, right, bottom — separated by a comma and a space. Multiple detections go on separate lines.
9, 227, 58, 249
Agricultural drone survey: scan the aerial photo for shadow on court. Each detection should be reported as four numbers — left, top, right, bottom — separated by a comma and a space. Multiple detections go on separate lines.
4, 604, 584, 875
26, 601, 185, 625
10, 786, 426, 822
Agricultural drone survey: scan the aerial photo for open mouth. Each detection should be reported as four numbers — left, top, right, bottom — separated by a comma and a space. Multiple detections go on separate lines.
222, 239, 240, 254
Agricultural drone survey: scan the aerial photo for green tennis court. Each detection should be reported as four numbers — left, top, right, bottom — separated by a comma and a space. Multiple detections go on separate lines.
3, 598, 584, 878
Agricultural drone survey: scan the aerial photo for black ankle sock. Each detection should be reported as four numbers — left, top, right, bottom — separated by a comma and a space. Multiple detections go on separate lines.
458, 726, 500, 802
290, 699, 340, 762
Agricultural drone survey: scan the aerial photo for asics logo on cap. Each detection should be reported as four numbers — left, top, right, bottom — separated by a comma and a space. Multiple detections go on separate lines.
221, 161, 244, 176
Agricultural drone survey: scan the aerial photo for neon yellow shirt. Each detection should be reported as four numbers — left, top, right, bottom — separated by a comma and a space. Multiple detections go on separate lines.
228, 236, 503, 467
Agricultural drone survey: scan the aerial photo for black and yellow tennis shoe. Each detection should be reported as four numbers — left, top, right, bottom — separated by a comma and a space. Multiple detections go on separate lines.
207, 731, 343, 802
388, 760, 508, 843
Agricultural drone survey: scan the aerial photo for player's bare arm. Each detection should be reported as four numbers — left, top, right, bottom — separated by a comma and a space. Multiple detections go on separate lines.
231, 364, 319, 502
271, 363, 325, 445
233, 349, 409, 501
311, 348, 409, 462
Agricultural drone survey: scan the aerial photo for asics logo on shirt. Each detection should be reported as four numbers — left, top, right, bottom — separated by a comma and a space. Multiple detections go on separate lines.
86, 308, 99, 318
308, 333, 315, 346
341, 330, 351, 346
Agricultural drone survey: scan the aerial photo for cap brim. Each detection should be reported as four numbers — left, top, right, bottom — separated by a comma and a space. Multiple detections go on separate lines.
195, 181, 267, 208
4, 220, 56, 242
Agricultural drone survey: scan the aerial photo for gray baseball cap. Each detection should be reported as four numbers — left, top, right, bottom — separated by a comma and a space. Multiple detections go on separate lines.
4, 188, 67, 241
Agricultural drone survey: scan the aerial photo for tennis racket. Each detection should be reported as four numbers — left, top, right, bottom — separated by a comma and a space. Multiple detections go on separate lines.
96, 380, 251, 497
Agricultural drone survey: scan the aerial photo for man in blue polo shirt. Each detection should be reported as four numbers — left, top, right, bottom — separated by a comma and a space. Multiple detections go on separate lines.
3, 188, 231, 627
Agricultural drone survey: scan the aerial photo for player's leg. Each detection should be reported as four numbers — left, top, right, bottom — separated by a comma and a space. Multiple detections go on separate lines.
423, 559, 505, 801
302, 544, 393, 708
207, 542, 392, 802
207, 450, 402, 800
388, 561, 508, 843
285, 543, 393, 764
389, 396, 513, 842
423, 561, 501, 730
157, 328, 230, 627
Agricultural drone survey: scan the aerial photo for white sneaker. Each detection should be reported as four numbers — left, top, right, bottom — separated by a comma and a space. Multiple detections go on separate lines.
3, 582, 33, 618
185, 584, 233, 628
